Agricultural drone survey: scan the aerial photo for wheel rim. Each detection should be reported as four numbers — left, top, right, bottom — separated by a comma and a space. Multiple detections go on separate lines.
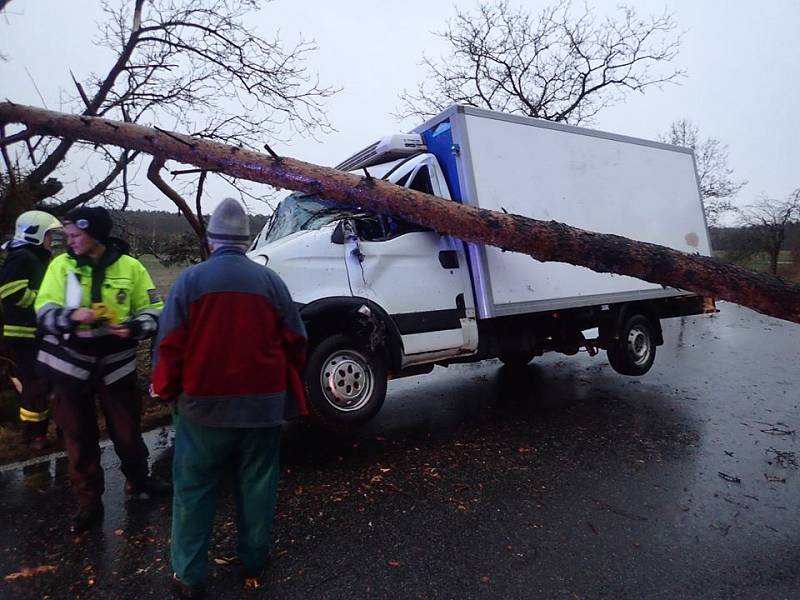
319, 349, 374, 412
626, 326, 652, 366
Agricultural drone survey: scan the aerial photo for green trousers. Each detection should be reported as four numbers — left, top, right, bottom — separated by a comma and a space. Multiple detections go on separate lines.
171, 414, 282, 586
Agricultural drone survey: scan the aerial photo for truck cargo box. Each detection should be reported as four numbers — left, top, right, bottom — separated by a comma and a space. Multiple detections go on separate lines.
413, 105, 711, 319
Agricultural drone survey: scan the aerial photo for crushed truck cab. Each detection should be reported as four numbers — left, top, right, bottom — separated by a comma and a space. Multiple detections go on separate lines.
248, 105, 714, 429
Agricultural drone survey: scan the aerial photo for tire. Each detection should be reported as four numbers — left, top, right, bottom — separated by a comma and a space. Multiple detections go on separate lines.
606, 314, 657, 376
304, 334, 387, 428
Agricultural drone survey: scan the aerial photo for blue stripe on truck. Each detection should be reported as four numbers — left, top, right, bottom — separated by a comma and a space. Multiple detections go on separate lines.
421, 120, 462, 202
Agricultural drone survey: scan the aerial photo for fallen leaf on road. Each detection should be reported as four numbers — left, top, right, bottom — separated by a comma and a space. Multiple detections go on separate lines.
4, 565, 57, 581
114, 529, 124, 536
244, 577, 261, 590
764, 474, 786, 483
387, 560, 400, 568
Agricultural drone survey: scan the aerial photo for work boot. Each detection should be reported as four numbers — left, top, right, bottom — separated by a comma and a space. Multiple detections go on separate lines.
28, 435, 48, 451
170, 573, 205, 599
26, 421, 49, 451
212, 555, 269, 589
69, 502, 103, 535
238, 555, 271, 590
124, 476, 172, 499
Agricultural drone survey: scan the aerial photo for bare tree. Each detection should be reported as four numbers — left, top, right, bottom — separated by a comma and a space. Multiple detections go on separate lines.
1, 0, 336, 230
661, 119, 746, 226
397, 0, 682, 124
738, 190, 800, 275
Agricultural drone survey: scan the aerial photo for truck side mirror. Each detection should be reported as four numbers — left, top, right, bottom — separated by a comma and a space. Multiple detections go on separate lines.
331, 221, 345, 244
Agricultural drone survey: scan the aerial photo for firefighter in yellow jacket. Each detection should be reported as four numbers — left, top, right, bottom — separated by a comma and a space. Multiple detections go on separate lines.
35, 206, 170, 534
0, 210, 62, 450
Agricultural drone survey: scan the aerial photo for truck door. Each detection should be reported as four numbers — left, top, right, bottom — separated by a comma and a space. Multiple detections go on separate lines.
344, 154, 478, 361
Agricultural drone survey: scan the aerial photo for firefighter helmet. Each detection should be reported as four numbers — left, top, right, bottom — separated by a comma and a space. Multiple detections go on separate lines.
11, 210, 63, 246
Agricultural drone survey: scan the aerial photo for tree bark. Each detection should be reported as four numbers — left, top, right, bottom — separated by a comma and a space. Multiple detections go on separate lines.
2, 101, 800, 324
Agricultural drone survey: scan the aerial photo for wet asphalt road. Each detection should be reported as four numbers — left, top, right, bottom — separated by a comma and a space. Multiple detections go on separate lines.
1, 302, 799, 599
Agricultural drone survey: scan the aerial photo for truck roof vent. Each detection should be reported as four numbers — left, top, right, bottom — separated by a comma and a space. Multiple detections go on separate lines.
336, 134, 427, 172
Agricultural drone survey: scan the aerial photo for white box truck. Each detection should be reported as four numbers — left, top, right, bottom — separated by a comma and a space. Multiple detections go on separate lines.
248, 105, 714, 429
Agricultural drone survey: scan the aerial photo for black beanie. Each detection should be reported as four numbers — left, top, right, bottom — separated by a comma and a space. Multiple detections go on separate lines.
64, 206, 113, 243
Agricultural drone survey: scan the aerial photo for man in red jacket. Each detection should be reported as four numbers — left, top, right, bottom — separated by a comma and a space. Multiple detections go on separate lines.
152, 198, 307, 599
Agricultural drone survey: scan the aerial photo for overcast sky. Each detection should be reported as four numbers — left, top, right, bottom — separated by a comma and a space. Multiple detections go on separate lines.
2, 0, 799, 221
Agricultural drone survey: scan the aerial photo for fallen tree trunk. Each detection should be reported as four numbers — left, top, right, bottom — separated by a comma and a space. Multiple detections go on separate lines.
2, 101, 799, 324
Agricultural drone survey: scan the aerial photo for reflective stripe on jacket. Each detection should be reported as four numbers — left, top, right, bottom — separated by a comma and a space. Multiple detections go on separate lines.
0, 245, 51, 341
35, 247, 163, 383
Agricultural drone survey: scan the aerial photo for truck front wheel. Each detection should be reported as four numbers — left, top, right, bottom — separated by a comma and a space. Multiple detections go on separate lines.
305, 334, 388, 428
606, 314, 657, 376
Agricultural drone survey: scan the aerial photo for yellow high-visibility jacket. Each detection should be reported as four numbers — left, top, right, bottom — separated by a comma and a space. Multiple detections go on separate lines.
35, 244, 163, 384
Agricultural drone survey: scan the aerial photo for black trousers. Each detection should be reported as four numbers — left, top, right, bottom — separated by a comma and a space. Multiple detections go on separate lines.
51, 373, 150, 508
7, 341, 50, 438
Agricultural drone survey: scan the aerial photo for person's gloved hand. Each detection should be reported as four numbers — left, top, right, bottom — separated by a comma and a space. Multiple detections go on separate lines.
109, 324, 131, 338
70, 308, 97, 324
112, 319, 143, 339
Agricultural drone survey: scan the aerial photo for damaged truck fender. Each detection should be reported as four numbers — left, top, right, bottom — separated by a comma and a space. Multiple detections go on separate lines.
299, 297, 402, 428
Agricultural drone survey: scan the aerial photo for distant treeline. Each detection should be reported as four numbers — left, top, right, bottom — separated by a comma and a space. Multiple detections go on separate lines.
111, 210, 269, 264
5, 208, 798, 270
111, 214, 796, 256
112, 209, 268, 240
711, 223, 799, 254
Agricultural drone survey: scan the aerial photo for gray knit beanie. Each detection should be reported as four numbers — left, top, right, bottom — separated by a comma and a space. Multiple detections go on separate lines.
207, 198, 250, 249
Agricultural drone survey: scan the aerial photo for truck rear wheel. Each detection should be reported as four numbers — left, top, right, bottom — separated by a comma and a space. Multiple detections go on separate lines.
607, 314, 657, 376
305, 334, 387, 428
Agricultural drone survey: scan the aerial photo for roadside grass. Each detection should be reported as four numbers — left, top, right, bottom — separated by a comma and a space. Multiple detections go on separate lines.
137, 254, 185, 296
714, 251, 799, 282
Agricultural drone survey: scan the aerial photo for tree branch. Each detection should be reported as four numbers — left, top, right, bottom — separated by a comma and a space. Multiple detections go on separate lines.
0, 125, 16, 187
0, 127, 35, 148
195, 169, 207, 240
70, 70, 92, 110
46, 150, 138, 215
146, 156, 208, 259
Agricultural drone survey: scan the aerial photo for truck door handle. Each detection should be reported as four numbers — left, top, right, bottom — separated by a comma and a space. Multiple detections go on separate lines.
439, 250, 459, 269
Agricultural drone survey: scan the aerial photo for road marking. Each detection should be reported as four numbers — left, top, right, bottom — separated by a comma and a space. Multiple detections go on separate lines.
0, 426, 173, 473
